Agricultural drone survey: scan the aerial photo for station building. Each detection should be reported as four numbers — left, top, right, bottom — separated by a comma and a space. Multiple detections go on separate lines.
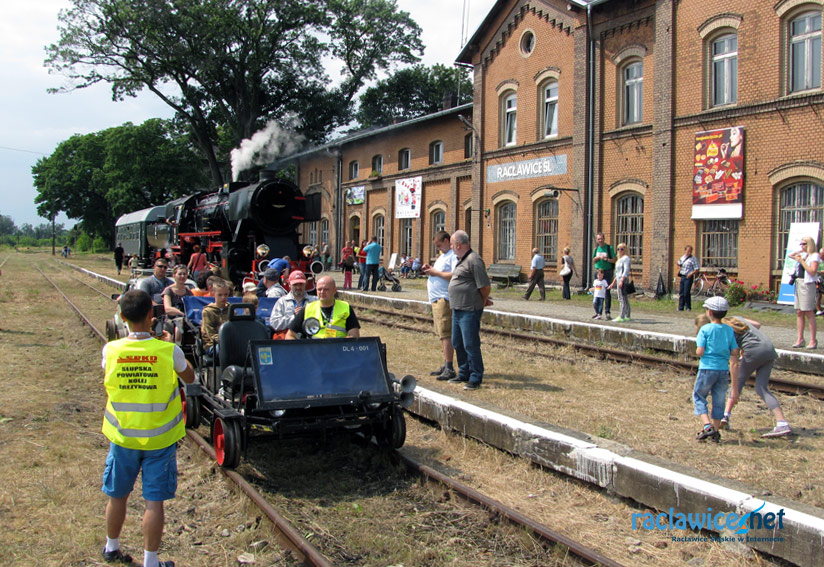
279, 0, 824, 291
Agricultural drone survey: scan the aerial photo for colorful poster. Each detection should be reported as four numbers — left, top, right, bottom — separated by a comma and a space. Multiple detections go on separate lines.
691, 127, 744, 220
777, 222, 820, 305
395, 176, 421, 219
345, 185, 364, 205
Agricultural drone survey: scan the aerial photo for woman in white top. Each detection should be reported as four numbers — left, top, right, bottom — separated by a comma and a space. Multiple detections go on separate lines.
608, 242, 631, 322
789, 236, 820, 348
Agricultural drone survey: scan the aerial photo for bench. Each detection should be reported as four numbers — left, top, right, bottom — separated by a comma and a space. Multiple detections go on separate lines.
487, 264, 522, 288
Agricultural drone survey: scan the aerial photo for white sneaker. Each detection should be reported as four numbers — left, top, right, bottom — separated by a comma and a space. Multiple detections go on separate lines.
762, 424, 792, 438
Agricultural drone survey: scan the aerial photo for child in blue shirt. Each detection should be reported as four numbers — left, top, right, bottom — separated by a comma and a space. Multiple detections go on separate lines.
693, 296, 739, 442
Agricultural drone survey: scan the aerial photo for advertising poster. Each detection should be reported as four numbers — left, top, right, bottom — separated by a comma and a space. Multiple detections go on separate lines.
691, 126, 744, 220
345, 185, 365, 205
777, 222, 820, 305
395, 176, 421, 219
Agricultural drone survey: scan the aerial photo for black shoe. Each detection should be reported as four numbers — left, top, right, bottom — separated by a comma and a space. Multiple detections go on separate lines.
696, 425, 719, 442
430, 366, 445, 376
448, 376, 469, 383
436, 368, 457, 381
523, 295, 529, 300
158, 561, 175, 567
102, 548, 133, 565
463, 382, 480, 390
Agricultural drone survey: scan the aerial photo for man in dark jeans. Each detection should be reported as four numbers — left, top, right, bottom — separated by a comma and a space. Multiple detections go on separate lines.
592, 232, 616, 319
362, 236, 382, 291
677, 245, 700, 311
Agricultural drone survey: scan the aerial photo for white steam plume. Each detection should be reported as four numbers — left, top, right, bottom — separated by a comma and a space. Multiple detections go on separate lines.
230, 116, 304, 181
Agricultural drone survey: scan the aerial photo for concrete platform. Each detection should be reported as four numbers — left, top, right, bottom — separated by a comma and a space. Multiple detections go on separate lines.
410, 386, 824, 567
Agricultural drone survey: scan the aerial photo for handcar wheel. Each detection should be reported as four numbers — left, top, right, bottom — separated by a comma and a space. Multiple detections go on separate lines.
389, 405, 406, 449
180, 387, 201, 428
212, 417, 241, 468
391, 282, 402, 292
378, 283, 386, 291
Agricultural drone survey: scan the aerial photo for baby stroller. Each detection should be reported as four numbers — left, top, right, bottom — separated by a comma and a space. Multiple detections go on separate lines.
377, 266, 402, 292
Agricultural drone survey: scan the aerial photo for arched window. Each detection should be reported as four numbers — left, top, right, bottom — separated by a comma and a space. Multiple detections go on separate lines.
431, 209, 445, 243
320, 218, 329, 246
348, 160, 359, 180
371, 155, 383, 175
534, 199, 558, 262
501, 92, 517, 146
372, 214, 385, 248
308, 221, 317, 246
614, 193, 644, 265
398, 148, 411, 170
497, 201, 517, 260
789, 11, 822, 93
711, 33, 738, 106
429, 141, 444, 165
400, 218, 413, 256
541, 81, 559, 138
621, 61, 643, 125
776, 181, 824, 268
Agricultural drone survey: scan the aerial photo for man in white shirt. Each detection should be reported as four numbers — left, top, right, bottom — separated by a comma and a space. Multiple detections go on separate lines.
421, 231, 458, 380
523, 248, 546, 301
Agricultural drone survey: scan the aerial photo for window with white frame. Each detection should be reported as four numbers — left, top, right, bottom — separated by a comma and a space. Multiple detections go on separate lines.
776, 181, 824, 269
497, 202, 516, 260
700, 220, 738, 269
431, 210, 445, 244
614, 193, 644, 265
371, 154, 383, 175
622, 61, 643, 125
542, 82, 559, 138
429, 141, 443, 165
502, 93, 517, 146
534, 199, 558, 262
464, 133, 473, 158
790, 11, 822, 93
308, 221, 317, 246
398, 148, 411, 170
373, 214, 385, 248
348, 160, 359, 180
321, 218, 329, 246
400, 218, 413, 256
711, 33, 738, 106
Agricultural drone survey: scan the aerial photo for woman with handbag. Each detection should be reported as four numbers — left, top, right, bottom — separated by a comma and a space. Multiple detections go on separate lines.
789, 236, 820, 348
608, 243, 632, 322
187, 244, 208, 279
559, 247, 575, 300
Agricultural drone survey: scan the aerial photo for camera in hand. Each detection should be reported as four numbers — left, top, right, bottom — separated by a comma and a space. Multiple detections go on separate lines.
788, 261, 804, 286
152, 304, 166, 336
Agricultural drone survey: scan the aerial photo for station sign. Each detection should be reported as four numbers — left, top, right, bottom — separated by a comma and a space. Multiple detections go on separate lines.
487, 154, 567, 183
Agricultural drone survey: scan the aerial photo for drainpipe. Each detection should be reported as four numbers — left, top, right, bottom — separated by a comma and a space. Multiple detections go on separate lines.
329, 148, 343, 266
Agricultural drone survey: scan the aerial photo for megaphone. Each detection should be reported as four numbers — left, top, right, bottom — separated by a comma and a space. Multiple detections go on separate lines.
398, 391, 414, 408
391, 374, 417, 394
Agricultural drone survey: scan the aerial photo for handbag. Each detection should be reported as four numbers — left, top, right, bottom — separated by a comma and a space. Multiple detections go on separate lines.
625, 279, 636, 294
560, 265, 571, 276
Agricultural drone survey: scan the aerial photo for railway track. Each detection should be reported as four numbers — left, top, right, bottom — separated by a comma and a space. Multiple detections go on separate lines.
357, 304, 824, 401
48, 260, 627, 567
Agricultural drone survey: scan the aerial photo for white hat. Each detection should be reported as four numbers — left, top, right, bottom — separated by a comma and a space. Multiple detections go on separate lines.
242, 282, 257, 293
703, 296, 729, 312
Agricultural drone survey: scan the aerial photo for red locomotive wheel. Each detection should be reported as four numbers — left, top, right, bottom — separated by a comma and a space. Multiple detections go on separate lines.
212, 417, 241, 468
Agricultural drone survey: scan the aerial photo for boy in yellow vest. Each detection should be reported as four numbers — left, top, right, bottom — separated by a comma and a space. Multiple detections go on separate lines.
100, 290, 194, 567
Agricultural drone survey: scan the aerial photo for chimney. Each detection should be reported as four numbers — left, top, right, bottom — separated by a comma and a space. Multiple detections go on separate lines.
442, 91, 458, 110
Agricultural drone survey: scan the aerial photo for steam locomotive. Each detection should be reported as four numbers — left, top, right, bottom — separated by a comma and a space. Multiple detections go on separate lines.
115, 172, 322, 288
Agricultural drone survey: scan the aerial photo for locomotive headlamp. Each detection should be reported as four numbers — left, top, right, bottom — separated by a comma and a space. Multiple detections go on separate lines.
255, 244, 270, 258
302, 245, 314, 258
302, 317, 321, 337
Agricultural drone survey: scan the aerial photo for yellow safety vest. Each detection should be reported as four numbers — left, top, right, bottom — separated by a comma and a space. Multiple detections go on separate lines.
304, 300, 350, 338
102, 338, 184, 450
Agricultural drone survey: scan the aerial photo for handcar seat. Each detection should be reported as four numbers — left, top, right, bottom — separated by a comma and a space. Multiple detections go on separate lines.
218, 303, 271, 400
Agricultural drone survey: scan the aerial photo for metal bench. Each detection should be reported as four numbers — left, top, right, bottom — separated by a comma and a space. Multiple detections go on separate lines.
487, 263, 522, 288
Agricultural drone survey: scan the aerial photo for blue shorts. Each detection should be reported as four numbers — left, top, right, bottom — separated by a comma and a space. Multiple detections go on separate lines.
102, 443, 178, 501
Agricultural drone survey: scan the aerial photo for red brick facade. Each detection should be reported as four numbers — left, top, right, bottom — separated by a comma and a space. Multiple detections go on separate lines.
284, 0, 824, 292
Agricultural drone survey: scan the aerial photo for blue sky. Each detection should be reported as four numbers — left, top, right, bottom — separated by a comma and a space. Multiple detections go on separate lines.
0, 0, 496, 228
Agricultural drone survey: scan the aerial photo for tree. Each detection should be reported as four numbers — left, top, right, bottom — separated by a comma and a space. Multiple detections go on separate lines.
355, 64, 473, 128
46, 0, 423, 185
32, 119, 208, 243
0, 214, 16, 236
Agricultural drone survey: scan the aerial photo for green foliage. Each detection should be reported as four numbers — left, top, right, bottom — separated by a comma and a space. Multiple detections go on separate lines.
75, 233, 93, 252
356, 64, 473, 128
32, 119, 208, 243
46, 0, 423, 184
725, 279, 747, 306
92, 236, 108, 252
0, 214, 16, 235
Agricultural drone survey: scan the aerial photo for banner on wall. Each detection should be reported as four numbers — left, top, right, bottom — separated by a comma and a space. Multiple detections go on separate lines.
777, 222, 820, 305
691, 126, 744, 220
395, 176, 421, 218
344, 185, 364, 205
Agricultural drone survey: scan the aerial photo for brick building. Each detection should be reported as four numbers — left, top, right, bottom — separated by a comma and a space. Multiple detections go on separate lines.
277, 0, 823, 292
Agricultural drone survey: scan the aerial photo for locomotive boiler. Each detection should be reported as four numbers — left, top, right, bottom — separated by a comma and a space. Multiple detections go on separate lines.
115, 171, 322, 288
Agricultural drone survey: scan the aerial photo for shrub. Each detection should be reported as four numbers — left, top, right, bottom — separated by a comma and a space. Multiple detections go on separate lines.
92, 236, 107, 253
725, 279, 747, 306
75, 233, 92, 252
